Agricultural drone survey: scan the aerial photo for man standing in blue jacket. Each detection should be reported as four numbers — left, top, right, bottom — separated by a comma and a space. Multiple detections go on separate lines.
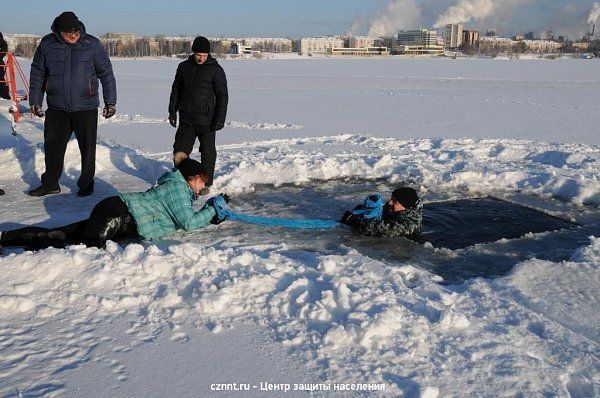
28, 11, 117, 197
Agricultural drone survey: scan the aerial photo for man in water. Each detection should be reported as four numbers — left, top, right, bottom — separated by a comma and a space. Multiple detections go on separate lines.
341, 187, 422, 238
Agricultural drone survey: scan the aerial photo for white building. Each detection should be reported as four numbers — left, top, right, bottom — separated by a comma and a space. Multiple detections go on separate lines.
522, 40, 563, 53
478, 37, 563, 53
231, 43, 254, 55
298, 36, 344, 55
239, 38, 292, 53
348, 36, 375, 48
444, 24, 463, 49
327, 47, 389, 56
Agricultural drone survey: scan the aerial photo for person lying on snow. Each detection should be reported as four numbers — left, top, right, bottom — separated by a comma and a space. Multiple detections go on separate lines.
0, 158, 229, 252
340, 187, 422, 238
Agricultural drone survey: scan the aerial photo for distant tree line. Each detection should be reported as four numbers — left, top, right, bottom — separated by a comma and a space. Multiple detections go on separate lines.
12, 38, 38, 58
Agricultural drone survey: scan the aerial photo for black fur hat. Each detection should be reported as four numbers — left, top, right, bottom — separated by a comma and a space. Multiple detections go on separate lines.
391, 187, 419, 209
177, 158, 206, 178
55, 11, 82, 32
192, 36, 210, 53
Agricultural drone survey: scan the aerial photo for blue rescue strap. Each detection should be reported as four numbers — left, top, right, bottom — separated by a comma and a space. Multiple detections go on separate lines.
204, 193, 383, 230
222, 209, 340, 229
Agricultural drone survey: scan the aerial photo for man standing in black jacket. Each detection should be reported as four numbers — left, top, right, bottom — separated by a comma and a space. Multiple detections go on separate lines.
168, 36, 228, 195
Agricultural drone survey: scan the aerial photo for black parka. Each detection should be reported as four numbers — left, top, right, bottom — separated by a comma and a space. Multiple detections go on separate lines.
0, 33, 8, 53
168, 55, 228, 127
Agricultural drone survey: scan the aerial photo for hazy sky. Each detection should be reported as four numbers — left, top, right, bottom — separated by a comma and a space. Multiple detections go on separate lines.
1, 0, 598, 38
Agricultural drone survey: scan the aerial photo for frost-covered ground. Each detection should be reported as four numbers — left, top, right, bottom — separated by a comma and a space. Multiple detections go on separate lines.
0, 58, 599, 397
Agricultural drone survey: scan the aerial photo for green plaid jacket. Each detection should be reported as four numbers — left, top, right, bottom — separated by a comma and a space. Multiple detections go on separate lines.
120, 170, 216, 240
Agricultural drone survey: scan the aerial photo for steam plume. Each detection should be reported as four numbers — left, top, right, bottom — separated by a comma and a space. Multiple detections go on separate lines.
366, 0, 422, 37
589, 2, 600, 25
434, 0, 530, 28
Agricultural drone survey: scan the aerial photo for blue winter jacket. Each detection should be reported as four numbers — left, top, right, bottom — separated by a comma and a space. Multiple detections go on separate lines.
29, 19, 116, 111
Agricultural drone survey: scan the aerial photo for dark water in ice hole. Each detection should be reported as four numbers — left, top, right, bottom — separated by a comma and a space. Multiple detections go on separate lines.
178, 180, 596, 284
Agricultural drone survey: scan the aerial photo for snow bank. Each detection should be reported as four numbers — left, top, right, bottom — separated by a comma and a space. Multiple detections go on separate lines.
2, 232, 599, 396
213, 135, 600, 207
98, 113, 302, 131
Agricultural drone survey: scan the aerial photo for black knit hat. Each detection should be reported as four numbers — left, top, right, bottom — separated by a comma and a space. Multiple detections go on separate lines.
177, 158, 206, 178
391, 187, 419, 209
55, 12, 81, 32
192, 36, 210, 53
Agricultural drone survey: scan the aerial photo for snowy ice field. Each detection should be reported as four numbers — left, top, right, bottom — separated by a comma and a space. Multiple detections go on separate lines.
0, 57, 599, 397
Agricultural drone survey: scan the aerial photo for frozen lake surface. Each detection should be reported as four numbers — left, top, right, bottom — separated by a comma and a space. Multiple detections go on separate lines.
98, 57, 600, 152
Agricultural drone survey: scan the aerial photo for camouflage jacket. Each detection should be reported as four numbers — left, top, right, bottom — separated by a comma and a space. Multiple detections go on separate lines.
356, 201, 423, 238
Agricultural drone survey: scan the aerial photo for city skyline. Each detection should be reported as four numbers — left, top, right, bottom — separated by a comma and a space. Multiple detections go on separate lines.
1, 0, 599, 39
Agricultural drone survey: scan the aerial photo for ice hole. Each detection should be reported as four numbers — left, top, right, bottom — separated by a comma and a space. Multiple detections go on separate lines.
179, 181, 590, 283
416, 197, 577, 250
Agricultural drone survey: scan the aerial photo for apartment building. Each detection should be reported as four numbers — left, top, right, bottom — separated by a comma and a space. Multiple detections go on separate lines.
444, 24, 463, 49
297, 36, 344, 55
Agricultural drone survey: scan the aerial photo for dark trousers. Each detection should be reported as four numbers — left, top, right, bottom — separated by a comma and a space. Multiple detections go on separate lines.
0, 58, 9, 99
41, 109, 98, 190
173, 124, 216, 186
1, 196, 138, 250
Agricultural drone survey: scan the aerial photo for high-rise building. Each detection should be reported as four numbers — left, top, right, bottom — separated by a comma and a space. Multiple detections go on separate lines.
540, 30, 554, 40
397, 29, 438, 46
462, 30, 480, 48
444, 24, 463, 49
396, 29, 443, 55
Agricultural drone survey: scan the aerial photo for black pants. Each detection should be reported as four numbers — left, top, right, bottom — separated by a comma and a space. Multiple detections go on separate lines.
0, 58, 9, 99
41, 109, 98, 190
173, 124, 216, 186
0, 196, 138, 251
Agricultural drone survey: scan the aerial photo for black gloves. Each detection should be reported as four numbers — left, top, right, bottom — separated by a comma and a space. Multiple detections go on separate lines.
102, 104, 116, 119
169, 113, 177, 128
211, 122, 224, 132
340, 211, 361, 229
209, 193, 230, 225
31, 105, 45, 117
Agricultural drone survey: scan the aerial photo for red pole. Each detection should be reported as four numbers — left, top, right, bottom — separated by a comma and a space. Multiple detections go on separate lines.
6, 53, 21, 123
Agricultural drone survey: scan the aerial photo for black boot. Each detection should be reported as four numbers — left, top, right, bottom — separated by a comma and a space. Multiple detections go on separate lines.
28, 185, 61, 196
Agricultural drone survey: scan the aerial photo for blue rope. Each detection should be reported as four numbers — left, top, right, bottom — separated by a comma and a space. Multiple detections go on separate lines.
222, 209, 340, 229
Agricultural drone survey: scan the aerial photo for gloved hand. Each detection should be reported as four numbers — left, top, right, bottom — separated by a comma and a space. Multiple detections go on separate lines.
169, 113, 177, 128
31, 105, 45, 117
206, 194, 230, 225
340, 211, 360, 229
211, 121, 224, 131
102, 104, 116, 119
206, 194, 228, 222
